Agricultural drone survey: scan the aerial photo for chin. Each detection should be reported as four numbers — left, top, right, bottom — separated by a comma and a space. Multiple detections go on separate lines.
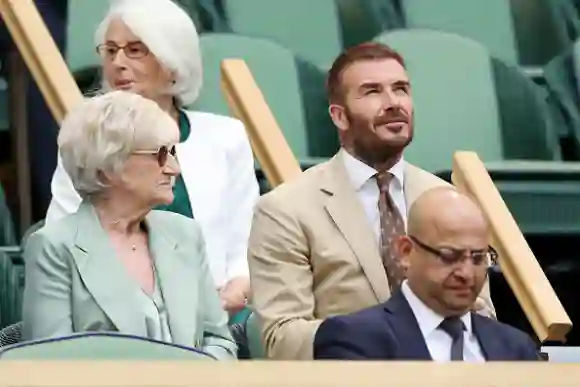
154, 193, 175, 206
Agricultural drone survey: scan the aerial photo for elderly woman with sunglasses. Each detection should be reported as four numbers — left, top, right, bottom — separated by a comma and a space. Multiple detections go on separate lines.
22, 91, 237, 359
45, 0, 258, 318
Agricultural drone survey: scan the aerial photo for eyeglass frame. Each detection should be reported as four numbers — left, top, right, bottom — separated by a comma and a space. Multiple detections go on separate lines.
133, 145, 177, 167
408, 235, 498, 267
96, 41, 150, 60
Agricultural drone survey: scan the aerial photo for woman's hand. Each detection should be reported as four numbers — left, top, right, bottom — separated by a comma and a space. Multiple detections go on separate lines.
219, 276, 250, 315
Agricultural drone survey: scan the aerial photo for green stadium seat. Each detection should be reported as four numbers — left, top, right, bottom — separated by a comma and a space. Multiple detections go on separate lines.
193, 33, 338, 168
0, 185, 17, 247
0, 332, 216, 360
245, 311, 264, 359
335, 0, 403, 48
0, 247, 24, 329
65, 0, 109, 73
221, 0, 343, 68
544, 41, 580, 158
374, 30, 560, 174
396, 0, 569, 67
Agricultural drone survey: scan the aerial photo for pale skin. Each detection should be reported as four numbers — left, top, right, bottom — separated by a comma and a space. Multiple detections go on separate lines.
101, 18, 249, 312
397, 187, 491, 316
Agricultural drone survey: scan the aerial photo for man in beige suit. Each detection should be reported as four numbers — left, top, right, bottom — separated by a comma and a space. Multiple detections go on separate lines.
248, 42, 495, 360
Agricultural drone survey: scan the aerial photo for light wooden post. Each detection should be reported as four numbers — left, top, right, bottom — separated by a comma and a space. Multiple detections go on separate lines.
452, 151, 572, 342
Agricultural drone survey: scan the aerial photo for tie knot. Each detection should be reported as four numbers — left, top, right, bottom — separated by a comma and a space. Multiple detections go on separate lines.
439, 317, 465, 340
375, 171, 393, 192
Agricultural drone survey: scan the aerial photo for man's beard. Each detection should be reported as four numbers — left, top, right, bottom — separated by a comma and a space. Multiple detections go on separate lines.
345, 107, 414, 166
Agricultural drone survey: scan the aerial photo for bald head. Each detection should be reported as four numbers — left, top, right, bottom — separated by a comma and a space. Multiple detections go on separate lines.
407, 187, 489, 240
399, 187, 491, 316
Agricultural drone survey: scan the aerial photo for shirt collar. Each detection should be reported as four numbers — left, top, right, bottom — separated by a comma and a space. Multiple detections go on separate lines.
340, 148, 406, 192
401, 280, 473, 337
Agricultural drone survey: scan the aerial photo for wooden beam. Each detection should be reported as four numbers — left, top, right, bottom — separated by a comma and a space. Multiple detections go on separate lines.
0, 361, 579, 387
0, 0, 83, 125
452, 151, 572, 342
221, 59, 302, 187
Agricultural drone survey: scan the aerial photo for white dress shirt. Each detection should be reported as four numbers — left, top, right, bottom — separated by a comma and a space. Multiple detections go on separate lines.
341, 149, 407, 244
401, 280, 486, 362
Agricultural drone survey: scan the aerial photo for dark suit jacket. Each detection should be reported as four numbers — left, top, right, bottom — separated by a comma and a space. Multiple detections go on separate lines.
314, 290, 540, 361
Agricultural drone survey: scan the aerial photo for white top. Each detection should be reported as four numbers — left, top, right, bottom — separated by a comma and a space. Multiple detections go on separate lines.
341, 149, 407, 244
45, 110, 260, 288
401, 280, 486, 363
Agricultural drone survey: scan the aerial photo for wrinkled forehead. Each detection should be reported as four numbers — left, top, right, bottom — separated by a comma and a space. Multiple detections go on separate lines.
341, 58, 410, 90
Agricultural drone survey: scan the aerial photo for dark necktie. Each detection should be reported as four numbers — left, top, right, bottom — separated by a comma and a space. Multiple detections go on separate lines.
439, 317, 466, 361
375, 171, 406, 291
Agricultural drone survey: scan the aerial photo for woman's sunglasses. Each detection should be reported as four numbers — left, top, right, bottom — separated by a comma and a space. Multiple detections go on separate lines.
133, 145, 177, 167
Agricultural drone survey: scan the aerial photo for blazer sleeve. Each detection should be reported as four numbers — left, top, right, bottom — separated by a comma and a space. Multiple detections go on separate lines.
223, 120, 260, 281
248, 195, 322, 360
45, 153, 82, 224
314, 316, 393, 360
21, 231, 74, 341
194, 228, 238, 360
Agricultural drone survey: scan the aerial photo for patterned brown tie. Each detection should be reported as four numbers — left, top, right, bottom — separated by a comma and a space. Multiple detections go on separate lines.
376, 171, 406, 291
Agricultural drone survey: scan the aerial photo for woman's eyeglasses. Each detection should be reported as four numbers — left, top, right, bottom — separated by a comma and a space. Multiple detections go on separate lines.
408, 235, 498, 267
96, 42, 149, 60
133, 145, 177, 167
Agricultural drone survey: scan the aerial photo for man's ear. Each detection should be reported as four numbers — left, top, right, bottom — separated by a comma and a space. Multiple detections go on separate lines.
329, 103, 349, 132
396, 235, 413, 272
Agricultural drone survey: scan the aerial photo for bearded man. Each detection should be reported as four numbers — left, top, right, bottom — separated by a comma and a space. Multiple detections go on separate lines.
248, 42, 495, 360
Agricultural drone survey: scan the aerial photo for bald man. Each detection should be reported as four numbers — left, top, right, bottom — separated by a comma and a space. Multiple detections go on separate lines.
313, 188, 540, 361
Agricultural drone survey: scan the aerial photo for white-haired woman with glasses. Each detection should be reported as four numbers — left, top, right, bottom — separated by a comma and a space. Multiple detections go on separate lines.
22, 91, 237, 359
45, 0, 259, 317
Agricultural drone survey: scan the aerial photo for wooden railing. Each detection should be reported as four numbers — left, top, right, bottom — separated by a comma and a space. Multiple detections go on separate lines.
0, 361, 579, 386
0, 0, 572, 342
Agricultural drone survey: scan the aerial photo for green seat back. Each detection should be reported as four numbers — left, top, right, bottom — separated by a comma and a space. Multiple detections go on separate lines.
375, 30, 503, 173
335, 0, 403, 48
0, 185, 16, 247
193, 33, 337, 162
221, 0, 343, 68
400, 0, 569, 66
0, 332, 215, 360
66, 0, 109, 73
544, 41, 580, 157
245, 312, 264, 359
510, 0, 570, 66
375, 30, 559, 173
0, 247, 23, 329
401, 0, 518, 64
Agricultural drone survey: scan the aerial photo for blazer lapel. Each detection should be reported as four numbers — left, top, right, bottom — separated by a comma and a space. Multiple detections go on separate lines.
322, 154, 390, 302
177, 111, 227, 226
402, 163, 424, 209
146, 213, 198, 347
383, 291, 433, 360
71, 202, 147, 336
471, 313, 506, 360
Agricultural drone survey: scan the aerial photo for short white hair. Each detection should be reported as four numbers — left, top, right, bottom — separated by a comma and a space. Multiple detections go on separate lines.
59, 90, 178, 198
95, 0, 203, 105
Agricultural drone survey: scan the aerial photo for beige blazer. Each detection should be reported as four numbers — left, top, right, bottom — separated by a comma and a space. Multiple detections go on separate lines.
248, 153, 495, 360
22, 202, 237, 360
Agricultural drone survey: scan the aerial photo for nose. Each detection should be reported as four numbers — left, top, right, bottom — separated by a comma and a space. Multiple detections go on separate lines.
381, 89, 403, 111
163, 154, 181, 176
111, 49, 129, 68
452, 257, 477, 282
